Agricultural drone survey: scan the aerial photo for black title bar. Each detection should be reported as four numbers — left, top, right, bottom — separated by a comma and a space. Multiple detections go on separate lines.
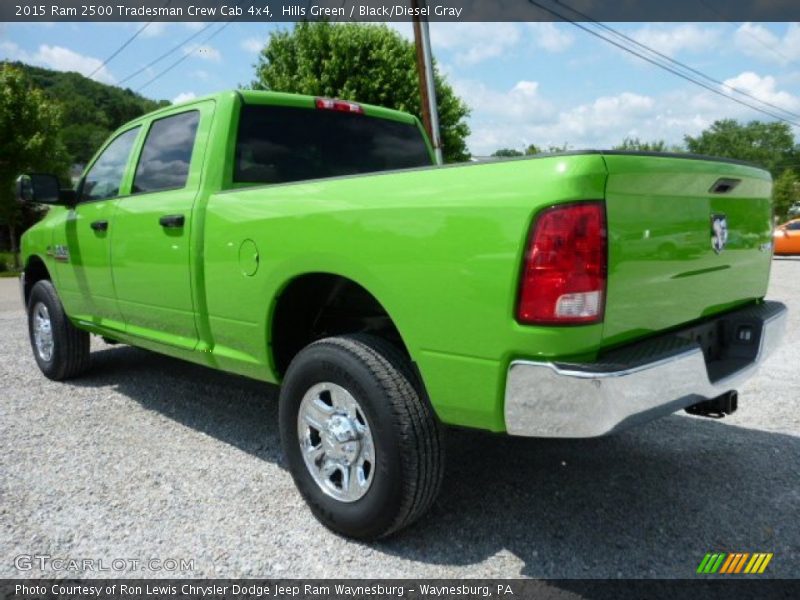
4, 0, 800, 22
3, 579, 800, 600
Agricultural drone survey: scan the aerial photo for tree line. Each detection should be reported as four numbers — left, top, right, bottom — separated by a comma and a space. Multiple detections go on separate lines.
491, 120, 800, 218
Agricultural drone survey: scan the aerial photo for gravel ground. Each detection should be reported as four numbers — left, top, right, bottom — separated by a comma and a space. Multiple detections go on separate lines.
1, 260, 798, 579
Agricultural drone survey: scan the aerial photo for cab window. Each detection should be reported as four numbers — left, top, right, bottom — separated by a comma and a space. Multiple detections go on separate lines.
79, 127, 140, 202
133, 111, 200, 194
234, 104, 432, 184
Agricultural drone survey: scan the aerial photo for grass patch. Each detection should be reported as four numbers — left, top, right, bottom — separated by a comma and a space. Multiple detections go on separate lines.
0, 251, 20, 276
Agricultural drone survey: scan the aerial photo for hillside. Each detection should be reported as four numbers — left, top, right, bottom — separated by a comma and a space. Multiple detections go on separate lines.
2, 61, 169, 166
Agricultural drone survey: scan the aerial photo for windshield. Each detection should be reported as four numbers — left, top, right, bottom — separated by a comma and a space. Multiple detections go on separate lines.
234, 103, 432, 185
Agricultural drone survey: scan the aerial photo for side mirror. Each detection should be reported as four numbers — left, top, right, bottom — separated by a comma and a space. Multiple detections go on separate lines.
15, 173, 76, 206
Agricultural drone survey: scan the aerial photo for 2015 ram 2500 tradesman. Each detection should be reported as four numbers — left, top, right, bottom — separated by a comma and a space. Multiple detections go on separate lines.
17, 90, 787, 539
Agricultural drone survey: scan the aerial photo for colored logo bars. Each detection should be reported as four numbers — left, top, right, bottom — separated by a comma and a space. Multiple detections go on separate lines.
697, 552, 773, 574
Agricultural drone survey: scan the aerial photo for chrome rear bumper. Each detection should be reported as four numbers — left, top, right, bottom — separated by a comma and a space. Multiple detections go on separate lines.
504, 301, 787, 438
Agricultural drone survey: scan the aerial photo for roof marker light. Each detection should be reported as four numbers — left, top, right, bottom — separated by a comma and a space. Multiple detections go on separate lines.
315, 97, 364, 114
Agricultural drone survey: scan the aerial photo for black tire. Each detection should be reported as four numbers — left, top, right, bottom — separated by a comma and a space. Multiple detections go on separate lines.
279, 335, 445, 539
27, 280, 90, 380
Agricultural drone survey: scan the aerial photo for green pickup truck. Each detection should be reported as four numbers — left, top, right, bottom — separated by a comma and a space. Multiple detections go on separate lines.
17, 90, 787, 539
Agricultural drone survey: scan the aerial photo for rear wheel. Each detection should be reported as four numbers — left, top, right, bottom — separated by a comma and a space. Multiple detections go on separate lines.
27, 280, 90, 380
279, 335, 444, 539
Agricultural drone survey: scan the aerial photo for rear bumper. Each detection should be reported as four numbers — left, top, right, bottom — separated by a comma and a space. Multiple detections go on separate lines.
504, 301, 787, 438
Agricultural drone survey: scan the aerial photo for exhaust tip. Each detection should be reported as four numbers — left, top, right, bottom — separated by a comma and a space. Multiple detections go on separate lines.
685, 391, 738, 419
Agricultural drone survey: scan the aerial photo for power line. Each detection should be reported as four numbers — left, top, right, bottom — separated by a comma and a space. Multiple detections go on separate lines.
86, 0, 173, 80
86, 22, 152, 80
136, 21, 232, 92
117, 21, 216, 86
527, 0, 800, 128
553, 0, 800, 122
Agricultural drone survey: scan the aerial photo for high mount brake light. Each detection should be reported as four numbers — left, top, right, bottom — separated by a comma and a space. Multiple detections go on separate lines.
315, 97, 364, 114
517, 201, 607, 325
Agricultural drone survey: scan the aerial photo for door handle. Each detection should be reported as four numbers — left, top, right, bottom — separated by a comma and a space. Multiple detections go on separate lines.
90, 220, 108, 232
159, 214, 185, 228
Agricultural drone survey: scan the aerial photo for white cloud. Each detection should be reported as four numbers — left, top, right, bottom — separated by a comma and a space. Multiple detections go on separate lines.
452, 78, 556, 154
0, 41, 114, 83
455, 79, 553, 120
36, 45, 115, 83
240, 37, 264, 53
391, 23, 570, 69
172, 92, 196, 104
463, 72, 800, 155
431, 23, 522, 65
735, 22, 800, 65
630, 23, 722, 57
723, 71, 800, 112
526, 23, 574, 53
534, 92, 656, 144
184, 44, 221, 62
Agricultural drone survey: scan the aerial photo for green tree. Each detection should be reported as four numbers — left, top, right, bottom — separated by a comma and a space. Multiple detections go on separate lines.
491, 148, 524, 157
544, 142, 570, 153
0, 65, 68, 263
773, 169, 800, 221
491, 144, 564, 158
684, 119, 797, 175
251, 22, 471, 163
4, 61, 168, 166
614, 137, 672, 152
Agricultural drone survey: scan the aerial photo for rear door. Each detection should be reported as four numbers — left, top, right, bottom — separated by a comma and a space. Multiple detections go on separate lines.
601, 153, 774, 346
110, 101, 214, 349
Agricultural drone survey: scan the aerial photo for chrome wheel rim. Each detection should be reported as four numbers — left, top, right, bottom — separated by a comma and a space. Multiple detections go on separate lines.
32, 302, 54, 362
297, 382, 375, 503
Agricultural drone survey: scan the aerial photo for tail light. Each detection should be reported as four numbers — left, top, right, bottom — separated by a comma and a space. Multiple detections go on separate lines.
315, 97, 364, 114
517, 201, 607, 325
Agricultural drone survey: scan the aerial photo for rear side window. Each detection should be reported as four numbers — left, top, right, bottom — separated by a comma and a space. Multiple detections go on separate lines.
80, 127, 140, 202
234, 104, 432, 184
787, 222, 800, 231
133, 111, 200, 193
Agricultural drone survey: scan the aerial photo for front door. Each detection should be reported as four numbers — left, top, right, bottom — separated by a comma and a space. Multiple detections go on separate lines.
52, 125, 141, 330
110, 104, 211, 350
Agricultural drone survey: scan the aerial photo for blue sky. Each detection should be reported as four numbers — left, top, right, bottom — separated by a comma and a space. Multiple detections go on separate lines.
1, 21, 799, 155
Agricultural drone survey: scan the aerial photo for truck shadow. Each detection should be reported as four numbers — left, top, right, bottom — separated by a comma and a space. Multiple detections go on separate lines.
75, 342, 284, 464
74, 343, 798, 578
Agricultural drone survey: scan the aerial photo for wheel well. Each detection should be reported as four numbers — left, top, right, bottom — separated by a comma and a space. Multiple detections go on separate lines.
23, 256, 50, 306
271, 274, 408, 377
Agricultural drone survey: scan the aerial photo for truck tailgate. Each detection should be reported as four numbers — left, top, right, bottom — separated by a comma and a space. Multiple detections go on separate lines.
601, 153, 774, 347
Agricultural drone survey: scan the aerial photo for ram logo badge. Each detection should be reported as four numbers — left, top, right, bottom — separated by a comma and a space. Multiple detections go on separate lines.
45, 245, 70, 263
711, 214, 728, 254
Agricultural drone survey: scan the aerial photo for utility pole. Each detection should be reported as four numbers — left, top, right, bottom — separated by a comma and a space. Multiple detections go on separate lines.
412, 0, 443, 165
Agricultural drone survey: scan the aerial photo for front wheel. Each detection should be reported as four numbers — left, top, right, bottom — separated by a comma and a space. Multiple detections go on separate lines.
279, 335, 444, 539
27, 280, 90, 380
